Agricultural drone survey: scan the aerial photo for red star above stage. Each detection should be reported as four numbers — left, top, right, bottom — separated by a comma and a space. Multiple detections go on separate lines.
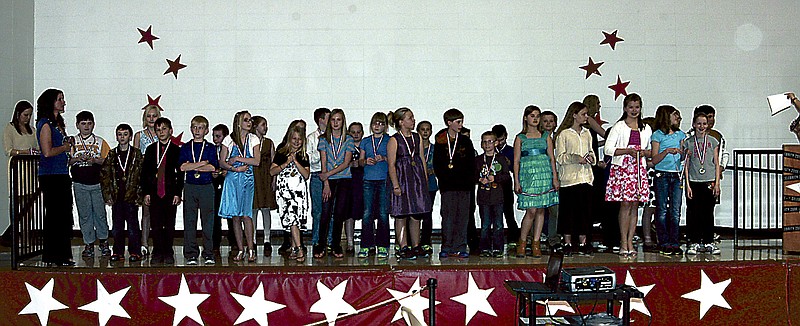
600, 30, 624, 50
137, 25, 159, 50
608, 75, 630, 100
143, 94, 164, 111
164, 55, 187, 79
579, 57, 604, 79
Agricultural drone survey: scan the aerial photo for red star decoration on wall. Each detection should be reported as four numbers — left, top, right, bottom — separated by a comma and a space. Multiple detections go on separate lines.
600, 30, 624, 50
137, 25, 159, 50
579, 57, 604, 79
608, 75, 630, 100
142, 94, 164, 111
171, 132, 184, 146
164, 55, 187, 79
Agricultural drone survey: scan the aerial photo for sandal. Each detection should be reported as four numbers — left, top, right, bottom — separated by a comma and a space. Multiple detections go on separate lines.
289, 247, 298, 259
233, 251, 244, 261
295, 247, 306, 261
313, 245, 327, 258
332, 246, 344, 258
248, 249, 256, 262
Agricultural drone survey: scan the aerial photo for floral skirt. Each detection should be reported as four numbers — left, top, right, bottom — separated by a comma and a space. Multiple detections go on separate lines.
605, 150, 649, 202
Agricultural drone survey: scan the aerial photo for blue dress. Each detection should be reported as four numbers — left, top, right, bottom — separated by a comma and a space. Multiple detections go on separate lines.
516, 132, 559, 209
219, 137, 255, 218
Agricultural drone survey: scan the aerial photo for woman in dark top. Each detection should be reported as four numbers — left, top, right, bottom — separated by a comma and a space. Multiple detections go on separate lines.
36, 88, 75, 266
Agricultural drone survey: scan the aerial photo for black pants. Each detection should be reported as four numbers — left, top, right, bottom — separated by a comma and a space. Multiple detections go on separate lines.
558, 184, 593, 237
687, 182, 715, 244
149, 195, 177, 258
501, 180, 520, 243
40, 174, 74, 264
467, 187, 479, 252
419, 190, 436, 246
111, 201, 141, 256
318, 178, 352, 251
594, 166, 620, 247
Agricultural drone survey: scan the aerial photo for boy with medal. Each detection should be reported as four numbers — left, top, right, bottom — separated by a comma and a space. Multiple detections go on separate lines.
433, 108, 476, 258
143, 117, 184, 265
475, 131, 511, 257
101, 123, 144, 262
179, 116, 219, 265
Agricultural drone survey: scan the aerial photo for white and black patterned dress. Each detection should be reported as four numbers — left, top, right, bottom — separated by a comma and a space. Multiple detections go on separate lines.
274, 152, 310, 229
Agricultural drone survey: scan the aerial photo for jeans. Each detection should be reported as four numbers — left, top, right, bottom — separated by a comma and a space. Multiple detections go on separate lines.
310, 172, 334, 246
361, 179, 390, 248
74, 182, 109, 244
654, 172, 682, 247
479, 204, 504, 251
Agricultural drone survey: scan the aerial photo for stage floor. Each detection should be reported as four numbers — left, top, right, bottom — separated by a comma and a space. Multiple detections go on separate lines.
14, 239, 791, 270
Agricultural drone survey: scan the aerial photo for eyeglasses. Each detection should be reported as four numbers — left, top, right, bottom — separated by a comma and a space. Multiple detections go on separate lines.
481, 140, 497, 143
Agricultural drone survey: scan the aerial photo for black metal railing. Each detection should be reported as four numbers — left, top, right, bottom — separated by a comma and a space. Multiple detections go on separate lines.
9, 155, 43, 270
732, 149, 783, 246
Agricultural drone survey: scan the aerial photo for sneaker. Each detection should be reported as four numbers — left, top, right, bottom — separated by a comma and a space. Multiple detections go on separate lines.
413, 246, 429, 258
128, 254, 141, 262
99, 241, 111, 256
454, 251, 470, 258
562, 243, 573, 256
421, 245, 433, 256
82, 244, 95, 257
671, 246, 684, 255
357, 248, 371, 258
659, 245, 673, 255
491, 250, 504, 258
109, 254, 123, 262
705, 243, 721, 255
480, 250, 491, 257
376, 247, 389, 259
643, 243, 659, 253
439, 251, 449, 258
394, 245, 401, 258
186, 257, 198, 265
399, 246, 417, 260
578, 243, 593, 255
204, 257, 216, 264
686, 243, 700, 255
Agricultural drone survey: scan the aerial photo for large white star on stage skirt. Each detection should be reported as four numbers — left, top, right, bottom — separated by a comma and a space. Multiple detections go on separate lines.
158, 274, 211, 326
450, 272, 497, 324
19, 278, 68, 325
78, 280, 131, 326
617, 270, 655, 318
681, 270, 732, 319
309, 280, 357, 325
230, 282, 286, 326
386, 277, 441, 325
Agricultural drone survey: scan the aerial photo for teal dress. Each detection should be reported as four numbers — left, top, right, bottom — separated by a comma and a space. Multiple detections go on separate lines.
516, 132, 559, 209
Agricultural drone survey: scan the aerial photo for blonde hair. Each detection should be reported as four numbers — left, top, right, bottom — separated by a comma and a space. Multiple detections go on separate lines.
387, 107, 412, 130
141, 105, 161, 129
190, 115, 209, 128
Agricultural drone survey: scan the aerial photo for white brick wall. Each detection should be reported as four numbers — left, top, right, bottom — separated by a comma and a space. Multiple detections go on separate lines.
26, 1, 800, 231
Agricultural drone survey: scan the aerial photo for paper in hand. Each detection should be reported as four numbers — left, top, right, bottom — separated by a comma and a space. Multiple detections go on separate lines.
768, 93, 793, 116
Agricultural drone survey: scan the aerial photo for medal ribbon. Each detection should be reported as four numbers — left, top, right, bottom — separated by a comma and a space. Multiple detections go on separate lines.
400, 132, 415, 160
694, 134, 708, 169
446, 132, 458, 165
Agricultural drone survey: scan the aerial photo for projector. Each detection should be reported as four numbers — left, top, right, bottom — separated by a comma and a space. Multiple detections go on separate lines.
561, 267, 616, 292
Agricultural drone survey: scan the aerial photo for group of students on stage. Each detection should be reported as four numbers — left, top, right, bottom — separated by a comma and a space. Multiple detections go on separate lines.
5, 88, 727, 266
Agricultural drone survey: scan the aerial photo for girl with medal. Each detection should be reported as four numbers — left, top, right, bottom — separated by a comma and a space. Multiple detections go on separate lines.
513, 105, 559, 258
387, 108, 431, 259
271, 125, 310, 261
650, 105, 687, 255
250, 116, 277, 256
219, 111, 261, 262
314, 108, 355, 258
554, 102, 596, 256
345, 122, 365, 255
416, 120, 436, 256
133, 103, 162, 256
358, 112, 391, 258
604, 93, 652, 259
683, 112, 721, 255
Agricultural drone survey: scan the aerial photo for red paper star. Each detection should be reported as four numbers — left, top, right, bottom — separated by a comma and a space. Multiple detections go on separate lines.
164, 55, 187, 79
137, 25, 159, 50
608, 75, 630, 100
579, 57, 604, 79
171, 132, 184, 146
142, 94, 164, 111
600, 30, 624, 50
